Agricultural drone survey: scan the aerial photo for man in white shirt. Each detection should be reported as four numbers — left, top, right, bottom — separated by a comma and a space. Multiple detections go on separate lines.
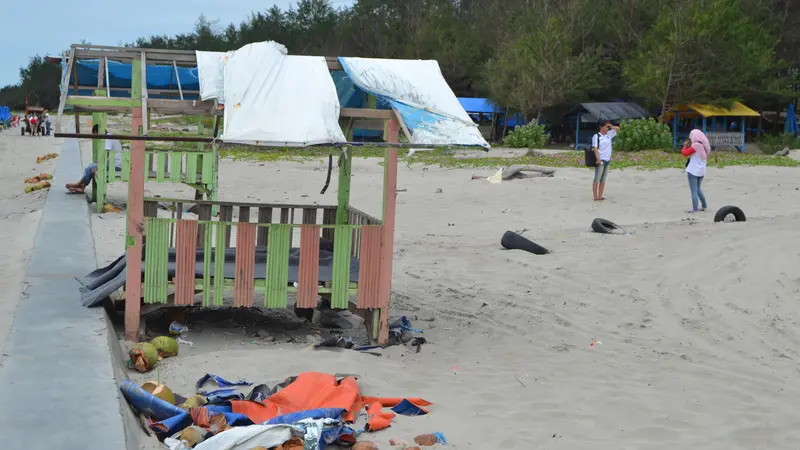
591, 120, 620, 201
66, 125, 124, 194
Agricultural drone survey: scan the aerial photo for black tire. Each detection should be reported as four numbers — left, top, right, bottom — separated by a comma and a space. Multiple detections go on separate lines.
714, 205, 746, 223
501, 230, 550, 255
591, 218, 623, 234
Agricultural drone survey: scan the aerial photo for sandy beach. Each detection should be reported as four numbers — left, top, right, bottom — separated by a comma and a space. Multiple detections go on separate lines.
71, 131, 800, 450
0, 129, 63, 355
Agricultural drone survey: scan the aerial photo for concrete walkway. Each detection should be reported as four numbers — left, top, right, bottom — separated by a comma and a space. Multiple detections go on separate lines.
0, 140, 126, 448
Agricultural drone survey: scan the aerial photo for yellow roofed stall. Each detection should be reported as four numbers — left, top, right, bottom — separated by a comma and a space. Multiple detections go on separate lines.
666, 102, 760, 152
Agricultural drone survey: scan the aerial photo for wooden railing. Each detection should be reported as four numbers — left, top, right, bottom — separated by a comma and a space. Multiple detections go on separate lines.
139, 198, 385, 311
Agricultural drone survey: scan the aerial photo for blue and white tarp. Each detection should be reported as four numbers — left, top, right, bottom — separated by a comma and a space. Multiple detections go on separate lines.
221, 41, 346, 147
339, 57, 489, 149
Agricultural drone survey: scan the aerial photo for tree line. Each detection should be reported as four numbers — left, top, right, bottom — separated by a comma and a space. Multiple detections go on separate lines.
2, 0, 798, 125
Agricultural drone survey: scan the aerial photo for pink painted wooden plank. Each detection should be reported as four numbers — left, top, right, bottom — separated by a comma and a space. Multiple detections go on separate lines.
296, 225, 320, 308
234, 222, 256, 307
356, 226, 383, 308
125, 107, 145, 341
174, 220, 198, 305
376, 117, 401, 344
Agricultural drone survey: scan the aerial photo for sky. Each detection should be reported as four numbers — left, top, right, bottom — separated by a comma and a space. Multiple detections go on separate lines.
0, 0, 353, 87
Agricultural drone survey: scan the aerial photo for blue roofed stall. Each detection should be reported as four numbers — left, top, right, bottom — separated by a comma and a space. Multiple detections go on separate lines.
569, 102, 652, 150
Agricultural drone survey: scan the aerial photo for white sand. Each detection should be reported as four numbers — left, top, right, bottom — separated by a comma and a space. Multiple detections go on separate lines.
86, 146, 800, 449
0, 128, 65, 356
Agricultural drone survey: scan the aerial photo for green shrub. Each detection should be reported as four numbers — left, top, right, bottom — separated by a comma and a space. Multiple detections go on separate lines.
614, 118, 673, 152
503, 121, 549, 148
757, 133, 800, 155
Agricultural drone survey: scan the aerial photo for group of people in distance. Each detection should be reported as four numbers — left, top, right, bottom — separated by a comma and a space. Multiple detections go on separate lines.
590, 120, 710, 213
13, 111, 51, 136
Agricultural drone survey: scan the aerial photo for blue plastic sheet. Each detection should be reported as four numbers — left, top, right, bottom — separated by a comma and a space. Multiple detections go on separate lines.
66, 60, 201, 99
389, 316, 423, 333
196, 373, 252, 391
390, 399, 428, 416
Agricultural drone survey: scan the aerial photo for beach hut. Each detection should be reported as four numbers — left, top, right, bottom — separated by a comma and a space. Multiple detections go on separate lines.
457, 97, 503, 141
665, 102, 760, 152
54, 43, 487, 344
569, 102, 651, 150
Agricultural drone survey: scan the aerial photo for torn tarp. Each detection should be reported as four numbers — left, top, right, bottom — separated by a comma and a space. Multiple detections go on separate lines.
222, 41, 346, 146
339, 57, 489, 149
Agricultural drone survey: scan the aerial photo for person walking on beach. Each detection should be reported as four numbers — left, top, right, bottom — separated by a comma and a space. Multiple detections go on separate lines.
591, 120, 620, 201
681, 129, 711, 213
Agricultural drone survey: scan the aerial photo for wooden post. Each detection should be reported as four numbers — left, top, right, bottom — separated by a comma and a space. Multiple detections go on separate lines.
125, 58, 145, 342
335, 149, 353, 225
72, 58, 81, 134
375, 118, 400, 345
673, 112, 679, 148
740, 117, 746, 153
575, 113, 580, 149
91, 91, 107, 211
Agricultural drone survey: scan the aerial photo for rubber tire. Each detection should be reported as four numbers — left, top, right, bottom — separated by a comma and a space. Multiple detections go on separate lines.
501, 230, 550, 255
714, 205, 746, 223
591, 218, 622, 234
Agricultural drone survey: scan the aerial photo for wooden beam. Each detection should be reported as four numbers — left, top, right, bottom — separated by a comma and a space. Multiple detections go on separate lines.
340, 108, 393, 120
55, 48, 75, 133
75, 85, 200, 95
326, 56, 343, 71
72, 54, 81, 133
141, 52, 148, 133
72, 49, 198, 64
96, 58, 105, 89
392, 107, 413, 142
173, 61, 184, 100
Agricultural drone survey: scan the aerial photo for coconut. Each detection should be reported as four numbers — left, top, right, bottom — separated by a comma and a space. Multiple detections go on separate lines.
178, 394, 207, 410
129, 342, 158, 372
151, 336, 179, 358
141, 381, 176, 404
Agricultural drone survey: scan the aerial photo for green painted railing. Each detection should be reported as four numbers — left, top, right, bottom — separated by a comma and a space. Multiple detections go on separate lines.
140, 198, 381, 309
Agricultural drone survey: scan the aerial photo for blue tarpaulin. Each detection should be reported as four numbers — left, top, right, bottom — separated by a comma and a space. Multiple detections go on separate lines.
785, 104, 798, 135
0, 106, 11, 122
66, 59, 201, 99
457, 97, 501, 114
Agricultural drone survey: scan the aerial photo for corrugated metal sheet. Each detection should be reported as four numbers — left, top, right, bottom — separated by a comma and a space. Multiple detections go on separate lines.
174, 220, 198, 305
331, 225, 354, 309
234, 222, 256, 307
356, 226, 383, 308
143, 218, 170, 304
265, 224, 291, 308
212, 222, 227, 306
296, 225, 321, 308
579, 102, 651, 121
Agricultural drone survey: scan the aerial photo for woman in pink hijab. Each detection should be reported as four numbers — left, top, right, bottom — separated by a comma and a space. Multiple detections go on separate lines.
681, 129, 711, 212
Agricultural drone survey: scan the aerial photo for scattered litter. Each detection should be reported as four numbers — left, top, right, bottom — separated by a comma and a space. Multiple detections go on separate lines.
590, 337, 602, 347
176, 337, 194, 347
36, 153, 58, 163
169, 321, 188, 335
196, 373, 253, 392
414, 432, 447, 446
121, 372, 431, 449
435, 188, 443, 193
391, 399, 429, 416
389, 438, 410, 446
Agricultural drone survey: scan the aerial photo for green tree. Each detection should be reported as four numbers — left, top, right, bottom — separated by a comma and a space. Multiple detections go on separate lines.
623, 0, 784, 114
485, 1, 603, 120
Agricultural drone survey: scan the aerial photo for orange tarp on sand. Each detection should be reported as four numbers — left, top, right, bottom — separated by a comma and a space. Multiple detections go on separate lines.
229, 372, 431, 429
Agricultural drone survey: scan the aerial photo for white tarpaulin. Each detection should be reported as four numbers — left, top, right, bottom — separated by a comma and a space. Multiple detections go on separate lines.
222, 42, 346, 146
195, 50, 229, 101
339, 57, 489, 149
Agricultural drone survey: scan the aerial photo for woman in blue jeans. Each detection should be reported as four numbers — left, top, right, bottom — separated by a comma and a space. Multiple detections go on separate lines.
681, 129, 711, 213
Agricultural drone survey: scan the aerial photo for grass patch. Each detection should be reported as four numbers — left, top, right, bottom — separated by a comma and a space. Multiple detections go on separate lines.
407, 149, 799, 169
180, 145, 800, 170
150, 116, 219, 128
